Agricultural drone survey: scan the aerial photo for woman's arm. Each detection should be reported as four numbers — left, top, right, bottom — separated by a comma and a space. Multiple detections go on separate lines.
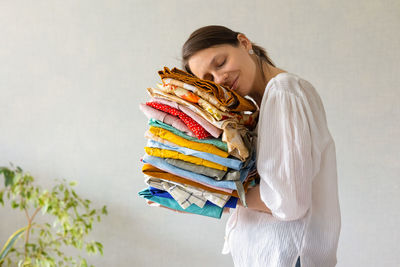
238, 184, 272, 214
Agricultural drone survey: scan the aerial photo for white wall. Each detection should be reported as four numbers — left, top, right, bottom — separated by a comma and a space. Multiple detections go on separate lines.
1, 0, 399, 266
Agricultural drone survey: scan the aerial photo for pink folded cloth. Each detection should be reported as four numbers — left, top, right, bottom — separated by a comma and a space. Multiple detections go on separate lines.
151, 97, 223, 138
139, 103, 195, 137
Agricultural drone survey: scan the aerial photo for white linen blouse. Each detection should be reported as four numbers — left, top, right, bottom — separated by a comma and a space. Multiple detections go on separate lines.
222, 72, 341, 267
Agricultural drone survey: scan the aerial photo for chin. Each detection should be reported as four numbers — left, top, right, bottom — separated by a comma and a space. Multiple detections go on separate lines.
237, 91, 247, 97
235, 88, 249, 97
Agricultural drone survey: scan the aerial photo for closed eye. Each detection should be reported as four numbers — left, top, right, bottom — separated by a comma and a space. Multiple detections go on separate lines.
217, 59, 226, 68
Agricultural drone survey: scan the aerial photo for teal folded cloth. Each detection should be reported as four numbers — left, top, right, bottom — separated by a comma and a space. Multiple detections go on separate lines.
148, 118, 228, 152
138, 188, 223, 219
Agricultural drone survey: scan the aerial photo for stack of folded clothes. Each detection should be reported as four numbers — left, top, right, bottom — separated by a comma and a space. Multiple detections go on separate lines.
138, 67, 260, 219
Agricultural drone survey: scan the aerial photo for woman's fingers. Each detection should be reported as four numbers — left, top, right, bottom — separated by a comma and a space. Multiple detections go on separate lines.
146, 200, 188, 214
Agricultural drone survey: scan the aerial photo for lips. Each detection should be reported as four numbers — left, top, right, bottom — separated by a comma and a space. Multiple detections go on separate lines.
230, 76, 239, 91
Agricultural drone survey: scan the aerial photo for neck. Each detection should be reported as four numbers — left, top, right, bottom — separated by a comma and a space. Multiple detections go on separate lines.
249, 61, 287, 107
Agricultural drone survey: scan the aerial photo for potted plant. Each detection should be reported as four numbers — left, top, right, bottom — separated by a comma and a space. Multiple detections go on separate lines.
0, 164, 108, 267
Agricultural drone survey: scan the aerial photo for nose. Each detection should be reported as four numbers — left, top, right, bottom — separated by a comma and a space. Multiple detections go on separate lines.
214, 72, 228, 86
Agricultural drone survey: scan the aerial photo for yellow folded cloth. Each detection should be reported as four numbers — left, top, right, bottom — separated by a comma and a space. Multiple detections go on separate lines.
148, 126, 229, 158
144, 147, 227, 171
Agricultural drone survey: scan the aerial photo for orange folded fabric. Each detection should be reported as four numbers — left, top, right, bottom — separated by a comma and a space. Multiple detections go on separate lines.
158, 67, 257, 112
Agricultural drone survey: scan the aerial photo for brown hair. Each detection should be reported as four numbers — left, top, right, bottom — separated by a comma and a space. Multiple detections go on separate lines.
182, 25, 275, 80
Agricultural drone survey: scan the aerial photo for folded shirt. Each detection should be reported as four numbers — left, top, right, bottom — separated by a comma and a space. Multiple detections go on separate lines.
148, 126, 228, 158
138, 188, 223, 219
149, 119, 227, 151
146, 139, 242, 170
144, 147, 228, 171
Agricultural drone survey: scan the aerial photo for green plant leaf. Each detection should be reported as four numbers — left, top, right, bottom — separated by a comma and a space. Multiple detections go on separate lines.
11, 201, 19, 209
95, 242, 103, 255
0, 226, 27, 263
0, 168, 15, 187
101, 206, 108, 215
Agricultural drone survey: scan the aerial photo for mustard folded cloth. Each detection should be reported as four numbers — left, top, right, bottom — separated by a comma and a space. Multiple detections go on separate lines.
144, 147, 228, 171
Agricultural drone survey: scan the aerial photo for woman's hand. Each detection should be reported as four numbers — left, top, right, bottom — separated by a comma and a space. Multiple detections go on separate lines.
239, 185, 272, 214
146, 200, 189, 214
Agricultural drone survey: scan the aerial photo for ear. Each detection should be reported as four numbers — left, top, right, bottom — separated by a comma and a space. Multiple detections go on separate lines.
237, 33, 252, 50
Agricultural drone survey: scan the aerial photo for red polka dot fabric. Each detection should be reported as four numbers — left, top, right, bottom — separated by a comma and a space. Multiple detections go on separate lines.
146, 101, 211, 139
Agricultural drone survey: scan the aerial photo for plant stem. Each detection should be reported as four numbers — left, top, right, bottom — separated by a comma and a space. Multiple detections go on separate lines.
30, 207, 41, 222
24, 207, 30, 221
24, 207, 41, 257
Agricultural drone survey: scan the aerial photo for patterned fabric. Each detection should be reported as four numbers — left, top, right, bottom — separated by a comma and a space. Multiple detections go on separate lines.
162, 78, 230, 112
161, 181, 207, 209
145, 178, 207, 209
146, 101, 211, 139
157, 66, 257, 112
156, 82, 200, 103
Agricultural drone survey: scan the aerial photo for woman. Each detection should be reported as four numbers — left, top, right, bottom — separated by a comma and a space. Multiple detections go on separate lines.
181, 25, 341, 267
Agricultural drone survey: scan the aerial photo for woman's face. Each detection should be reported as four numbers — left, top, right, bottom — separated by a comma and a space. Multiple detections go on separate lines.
187, 35, 257, 97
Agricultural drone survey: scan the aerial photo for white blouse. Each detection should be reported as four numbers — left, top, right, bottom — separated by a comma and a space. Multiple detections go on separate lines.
222, 72, 341, 267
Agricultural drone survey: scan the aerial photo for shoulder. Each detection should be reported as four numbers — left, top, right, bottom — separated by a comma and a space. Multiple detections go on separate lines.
262, 72, 324, 113
267, 72, 316, 98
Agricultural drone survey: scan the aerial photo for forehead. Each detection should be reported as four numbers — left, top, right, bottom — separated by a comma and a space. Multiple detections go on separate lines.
188, 45, 232, 79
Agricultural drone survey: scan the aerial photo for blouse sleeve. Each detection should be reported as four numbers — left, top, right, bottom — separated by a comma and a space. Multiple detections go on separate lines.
257, 82, 319, 221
